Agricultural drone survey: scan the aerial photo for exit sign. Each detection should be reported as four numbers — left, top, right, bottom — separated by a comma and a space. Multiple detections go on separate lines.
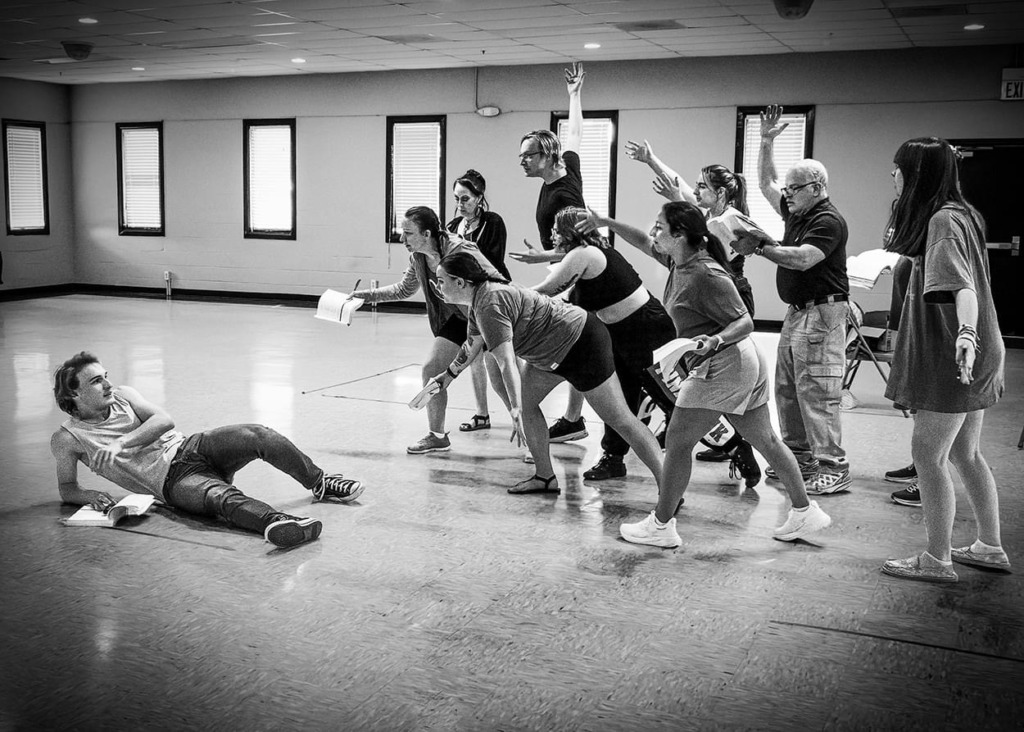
1002, 68, 1024, 100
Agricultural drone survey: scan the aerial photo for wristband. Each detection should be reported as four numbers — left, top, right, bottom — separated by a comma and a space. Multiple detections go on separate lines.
445, 366, 457, 380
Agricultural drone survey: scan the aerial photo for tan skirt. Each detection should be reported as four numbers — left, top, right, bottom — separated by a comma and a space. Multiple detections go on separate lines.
675, 337, 768, 415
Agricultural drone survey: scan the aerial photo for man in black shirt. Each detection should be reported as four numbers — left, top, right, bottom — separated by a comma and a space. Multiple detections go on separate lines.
734, 104, 852, 496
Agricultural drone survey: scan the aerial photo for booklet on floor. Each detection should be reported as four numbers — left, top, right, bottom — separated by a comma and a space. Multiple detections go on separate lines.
315, 289, 365, 326
63, 494, 157, 527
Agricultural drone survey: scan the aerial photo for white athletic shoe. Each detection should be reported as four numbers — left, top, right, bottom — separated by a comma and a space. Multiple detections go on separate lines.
619, 511, 681, 548
773, 501, 832, 542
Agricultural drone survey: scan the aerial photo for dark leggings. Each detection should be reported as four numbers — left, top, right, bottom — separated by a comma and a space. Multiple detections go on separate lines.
162, 425, 324, 533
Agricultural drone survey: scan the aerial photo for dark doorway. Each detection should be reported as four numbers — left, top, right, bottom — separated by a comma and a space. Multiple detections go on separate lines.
952, 139, 1023, 346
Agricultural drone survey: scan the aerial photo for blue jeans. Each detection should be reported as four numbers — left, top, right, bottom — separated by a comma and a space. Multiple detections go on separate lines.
775, 301, 849, 470
162, 424, 324, 534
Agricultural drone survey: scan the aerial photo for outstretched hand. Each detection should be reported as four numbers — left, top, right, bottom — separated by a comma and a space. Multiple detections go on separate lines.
565, 61, 585, 94
574, 207, 604, 234
652, 171, 683, 202
731, 230, 771, 257
625, 139, 654, 165
509, 239, 550, 264
760, 104, 789, 140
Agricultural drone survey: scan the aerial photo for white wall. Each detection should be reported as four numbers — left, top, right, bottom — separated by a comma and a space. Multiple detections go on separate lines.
64, 46, 1024, 320
0, 78, 73, 290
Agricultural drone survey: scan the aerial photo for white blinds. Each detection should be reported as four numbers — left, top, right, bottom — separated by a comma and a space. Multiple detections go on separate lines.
390, 121, 442, 239
739, 112, 809, 240
5, 123, 47, 232
557, 116, 615, 221
120, 125, 162, 231
248, 123, 293, 234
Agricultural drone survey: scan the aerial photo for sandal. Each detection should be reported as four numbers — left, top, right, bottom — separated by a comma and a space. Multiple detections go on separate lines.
459, 414, 491, 432
508, 474, 560, 495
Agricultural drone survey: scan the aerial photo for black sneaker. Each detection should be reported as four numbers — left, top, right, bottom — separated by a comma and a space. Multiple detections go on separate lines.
890, 482, 921, 507
728, 440, 762, 488
696, 447, 731, 463
264, 514, 323, 548
885, 463, 917, 484
312, 474, 364, 503
548, 417, 587, 443
583, 453, 626, 480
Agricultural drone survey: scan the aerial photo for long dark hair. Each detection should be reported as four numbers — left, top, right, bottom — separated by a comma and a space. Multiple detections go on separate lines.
454, 169, 489, 212
405, 206, 449, 246
54, 351, 100, 416
439, 251, 510, 285
701, 164, 749, 216
662, 201, 733, 274
885, 137, 984, 257
553, 206, 608, 252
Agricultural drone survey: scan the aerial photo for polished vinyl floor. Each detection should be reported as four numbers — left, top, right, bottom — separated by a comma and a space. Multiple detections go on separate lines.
1, 294, 1022, 731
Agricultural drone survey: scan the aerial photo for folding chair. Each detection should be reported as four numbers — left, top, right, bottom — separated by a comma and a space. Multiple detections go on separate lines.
842, 302, 909, 417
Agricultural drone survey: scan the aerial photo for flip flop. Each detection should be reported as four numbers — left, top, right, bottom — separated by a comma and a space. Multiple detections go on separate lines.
508, 474, 559, 495
459, 414, 491, 432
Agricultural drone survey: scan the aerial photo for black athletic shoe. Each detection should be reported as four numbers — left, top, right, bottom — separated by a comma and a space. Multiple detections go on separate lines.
890, 482, 921, 507
885, 463, 917, 484
728, 440, 762, 488
312, 474, 364, 503
696, 447, 731, 463
583, 453, 627, 480
548, 417, 588, 443
264, 514, 323, 548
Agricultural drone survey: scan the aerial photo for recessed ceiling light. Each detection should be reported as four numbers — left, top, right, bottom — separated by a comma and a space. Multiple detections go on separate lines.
291, 57, 306, 63
964, 23, 984, 30
132, 67, 145, 71
78, 17, 98, 24
584, 43, 601, 49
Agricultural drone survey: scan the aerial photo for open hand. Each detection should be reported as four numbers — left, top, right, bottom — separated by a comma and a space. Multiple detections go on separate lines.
760, 104, 789, 140
92, 439, 125, 471
731, 231, 770, 257
89, 491, 116, 512
509, 239, 550, 264
564, 61, 585, 94
509, 408, 527, 447
574, 207, 604, 234
625, 139, 653, 165
652, 171, 683, 202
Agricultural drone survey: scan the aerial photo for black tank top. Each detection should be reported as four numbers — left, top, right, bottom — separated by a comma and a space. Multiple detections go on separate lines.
572, 246, 643, 312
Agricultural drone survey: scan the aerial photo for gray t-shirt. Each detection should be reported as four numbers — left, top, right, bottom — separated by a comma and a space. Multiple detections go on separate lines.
885, 206, 1004, 412
468, 282, 587, 370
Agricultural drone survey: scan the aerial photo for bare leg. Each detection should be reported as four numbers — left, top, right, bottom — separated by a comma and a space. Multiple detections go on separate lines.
730, 404, 810, 509
652, 407, 722, 523
563, 387, 585, 422
947, 409, 1002, 548
424, 337, 462, 435
582, 374, 667, 487
468, 357, 489, 417
520, 365, 564, 479
912, 409, 965, 562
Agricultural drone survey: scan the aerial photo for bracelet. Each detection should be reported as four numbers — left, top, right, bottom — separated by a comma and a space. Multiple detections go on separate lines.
445, 366, 457, 380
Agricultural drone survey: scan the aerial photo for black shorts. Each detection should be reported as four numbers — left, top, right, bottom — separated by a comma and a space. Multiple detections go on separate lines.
552, 312, 616, 392
436, 316, 468, 346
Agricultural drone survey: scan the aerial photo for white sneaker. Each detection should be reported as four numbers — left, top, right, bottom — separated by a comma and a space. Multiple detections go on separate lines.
619, 511, 681, 548
773, 500, 832, 542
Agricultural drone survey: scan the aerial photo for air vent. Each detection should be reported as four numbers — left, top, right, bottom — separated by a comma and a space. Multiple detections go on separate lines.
889, 4, 966, 18
613, 20, 686, 32
376, 34, 443, 44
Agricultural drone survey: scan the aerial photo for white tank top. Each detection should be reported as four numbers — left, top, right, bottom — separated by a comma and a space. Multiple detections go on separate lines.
61, 392, 185, 499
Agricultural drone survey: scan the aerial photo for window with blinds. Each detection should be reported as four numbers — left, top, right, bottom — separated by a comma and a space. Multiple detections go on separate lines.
244, 119, 296, 240
386, 116, 446, 243
735, 106, 815, 241
553, 111, 618, 239
117, 122, 164, 235
3, 120, 49, 235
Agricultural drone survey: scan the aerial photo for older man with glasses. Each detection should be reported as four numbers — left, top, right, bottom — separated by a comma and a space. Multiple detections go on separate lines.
732, 104, 852, 496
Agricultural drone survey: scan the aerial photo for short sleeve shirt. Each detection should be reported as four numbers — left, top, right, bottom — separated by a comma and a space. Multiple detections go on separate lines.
777, 198, 849, 304
535, 151, 585, 250
885, 206, 1005, 412
468, 282, 587, 370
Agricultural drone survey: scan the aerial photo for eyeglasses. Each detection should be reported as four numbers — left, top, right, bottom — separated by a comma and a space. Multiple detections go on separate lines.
453, 195, 474, 204
518, 151, 541, 162
781, 181, 817, 195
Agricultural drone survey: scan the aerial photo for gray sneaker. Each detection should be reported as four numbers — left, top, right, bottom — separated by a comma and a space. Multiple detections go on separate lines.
806, 468, 852, 495
407, 433, 451, 454
882, 552, 958, 583
765, 460, 819, 481
950, 545, 1012, 572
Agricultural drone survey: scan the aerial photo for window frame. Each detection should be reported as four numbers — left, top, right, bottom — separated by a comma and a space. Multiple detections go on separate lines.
550, 109, 618, 242
2, 119, 50, 236
385, 115, 446, 244
734, 105, 815, 240
243, 118, 297, 241
116, 121, 165, 236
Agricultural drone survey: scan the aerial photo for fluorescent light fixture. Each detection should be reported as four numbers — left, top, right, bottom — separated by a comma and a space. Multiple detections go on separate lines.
584, 43, 601, 49
964, 23, 984, 30
132, 66, 145, 71
78, 17, 99, 24
291, 57, 306, 63
476, 106, 501, 117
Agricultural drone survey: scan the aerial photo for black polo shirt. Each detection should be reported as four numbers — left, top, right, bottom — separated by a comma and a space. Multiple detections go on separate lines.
776, 197, 849, 305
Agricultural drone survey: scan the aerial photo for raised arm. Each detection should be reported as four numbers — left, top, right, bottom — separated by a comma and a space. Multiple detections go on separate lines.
758, 104, 787, 215
577, 207, 657, 259
564, 62, 585, 155
624, 139, 695, 204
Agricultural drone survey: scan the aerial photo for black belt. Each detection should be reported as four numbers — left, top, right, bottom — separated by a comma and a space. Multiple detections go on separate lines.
790, 293, 849, 311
